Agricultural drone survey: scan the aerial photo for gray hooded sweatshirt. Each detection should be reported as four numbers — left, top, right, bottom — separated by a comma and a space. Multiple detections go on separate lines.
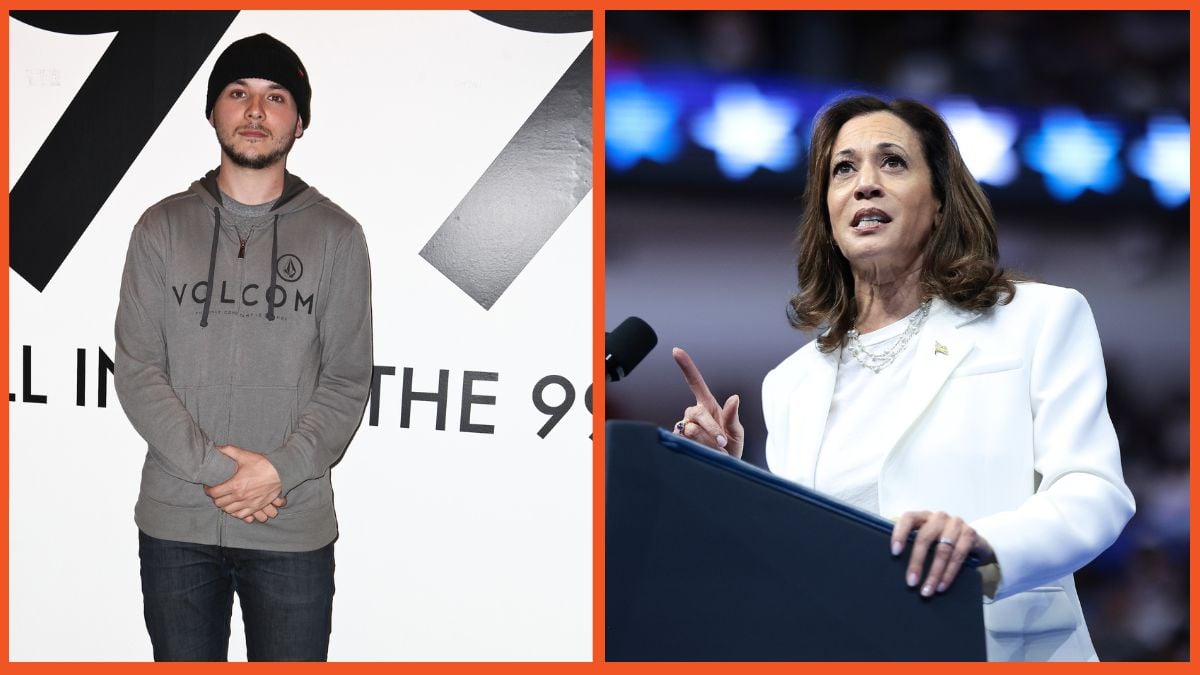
115, 170, 372, 552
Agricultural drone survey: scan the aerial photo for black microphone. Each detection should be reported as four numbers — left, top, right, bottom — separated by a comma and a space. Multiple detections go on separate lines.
606, 316, 657, 382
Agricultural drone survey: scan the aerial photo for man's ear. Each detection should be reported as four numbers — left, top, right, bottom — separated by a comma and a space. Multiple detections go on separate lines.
294, 116, 304, 139
208, 111, 216, 128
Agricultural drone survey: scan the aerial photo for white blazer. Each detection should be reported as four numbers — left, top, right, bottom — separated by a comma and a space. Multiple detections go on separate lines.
761, 283, 1135, 661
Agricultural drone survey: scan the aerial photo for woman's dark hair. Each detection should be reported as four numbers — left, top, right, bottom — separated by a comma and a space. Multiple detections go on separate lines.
788, 94, 1017, 352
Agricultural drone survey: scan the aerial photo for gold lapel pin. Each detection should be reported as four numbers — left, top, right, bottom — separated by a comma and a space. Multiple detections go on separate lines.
934, 341, 949, 356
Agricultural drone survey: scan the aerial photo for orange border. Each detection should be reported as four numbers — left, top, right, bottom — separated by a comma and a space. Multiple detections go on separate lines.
3, 0, 1194, 6
1190, 7, 1197, 671
1, 2, 9, 668
3, 3, 1196, 672
592, 6, 607, 667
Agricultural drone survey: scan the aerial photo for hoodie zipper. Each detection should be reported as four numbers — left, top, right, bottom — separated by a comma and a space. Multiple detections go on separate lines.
238, 239, 246, 259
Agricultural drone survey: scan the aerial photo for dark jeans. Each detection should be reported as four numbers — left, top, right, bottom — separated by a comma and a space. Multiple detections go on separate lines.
138, 530, 335, 661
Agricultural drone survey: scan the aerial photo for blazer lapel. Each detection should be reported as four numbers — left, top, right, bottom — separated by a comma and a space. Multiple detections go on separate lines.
786, 345, 839, 488
877, 298, 977, 462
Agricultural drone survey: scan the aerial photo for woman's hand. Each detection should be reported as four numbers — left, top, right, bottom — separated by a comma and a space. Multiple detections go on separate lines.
671, 347, 744, 458
891, 510, 996, 597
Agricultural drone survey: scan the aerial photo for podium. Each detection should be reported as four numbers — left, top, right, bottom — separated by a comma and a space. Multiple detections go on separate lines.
606, 420, 986, 661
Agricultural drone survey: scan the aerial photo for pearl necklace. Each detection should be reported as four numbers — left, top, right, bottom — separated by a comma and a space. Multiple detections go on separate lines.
845, 299, 932, 374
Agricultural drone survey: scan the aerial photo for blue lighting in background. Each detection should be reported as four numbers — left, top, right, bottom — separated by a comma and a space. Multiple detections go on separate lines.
605, 66, 1182, 211
938, 99, 1019, 187
1022, 109, 1123, 201
605, 78, 683, 171
1129, 115, 1190, 209
690, 83, 801, 180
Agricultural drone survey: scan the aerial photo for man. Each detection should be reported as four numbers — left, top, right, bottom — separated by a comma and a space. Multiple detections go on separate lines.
114, 33, 372, 661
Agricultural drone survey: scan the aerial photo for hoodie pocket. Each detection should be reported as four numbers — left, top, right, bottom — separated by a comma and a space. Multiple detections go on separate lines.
140, 385, 233, 507
228, 385, 298, 454
227, 386, 330, 513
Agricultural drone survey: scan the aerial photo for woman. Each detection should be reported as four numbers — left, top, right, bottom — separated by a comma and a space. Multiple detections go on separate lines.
673, 95, 1134, 661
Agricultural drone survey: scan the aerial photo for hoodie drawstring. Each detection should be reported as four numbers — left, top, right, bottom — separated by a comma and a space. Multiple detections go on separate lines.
266, 215, 279, 321
200, 207, 221, 328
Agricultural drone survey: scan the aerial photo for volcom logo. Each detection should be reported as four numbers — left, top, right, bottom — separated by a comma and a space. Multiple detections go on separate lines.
277, 254, 303, 282
10, 11, 592, 310
170, 278, 314, 315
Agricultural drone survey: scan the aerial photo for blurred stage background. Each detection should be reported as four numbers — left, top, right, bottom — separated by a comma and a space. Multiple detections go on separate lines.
605, 11, 1188, 661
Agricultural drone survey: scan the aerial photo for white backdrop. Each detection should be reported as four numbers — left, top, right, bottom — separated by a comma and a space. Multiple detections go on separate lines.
9, 11, 592, 660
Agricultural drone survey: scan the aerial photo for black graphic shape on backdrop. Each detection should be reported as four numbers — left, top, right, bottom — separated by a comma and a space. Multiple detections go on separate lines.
10, 11, 238, 292
471, 11, 591, 34
420, 37, 593, 310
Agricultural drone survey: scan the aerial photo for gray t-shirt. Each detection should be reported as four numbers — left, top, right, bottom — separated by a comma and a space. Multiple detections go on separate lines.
220, 191, 274, 242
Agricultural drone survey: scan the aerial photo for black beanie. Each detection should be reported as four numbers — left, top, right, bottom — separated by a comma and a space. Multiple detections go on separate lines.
205, 33, 311, 129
